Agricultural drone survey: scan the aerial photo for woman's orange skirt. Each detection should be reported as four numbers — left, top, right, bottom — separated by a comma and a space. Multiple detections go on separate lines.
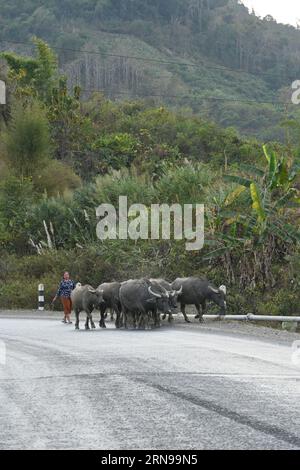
61, 297, 72, 315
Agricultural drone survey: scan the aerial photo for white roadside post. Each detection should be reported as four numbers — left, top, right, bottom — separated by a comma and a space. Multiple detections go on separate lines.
38, 284, 45, 311
0, 79, 6, 105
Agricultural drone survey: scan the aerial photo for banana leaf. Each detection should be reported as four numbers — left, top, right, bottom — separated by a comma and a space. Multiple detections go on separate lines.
203, 247, 230, 261
275, 189, 297, 208
239, 163, 265, 178
250, 183, 266, 222
224, 175, 252, 187
224, 185, 246, 206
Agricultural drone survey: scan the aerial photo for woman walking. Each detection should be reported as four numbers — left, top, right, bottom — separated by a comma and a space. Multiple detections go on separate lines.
53, 272, 76, 324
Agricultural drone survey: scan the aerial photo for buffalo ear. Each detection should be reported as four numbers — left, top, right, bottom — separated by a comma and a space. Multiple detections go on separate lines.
146, 298, 154, 304
176, 286, 183, 295
219, 285, 227, 295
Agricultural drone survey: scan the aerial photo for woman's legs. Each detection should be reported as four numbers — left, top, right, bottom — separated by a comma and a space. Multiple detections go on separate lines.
61, 297, 67, 322
66, 298, 72, 323
61, 297, 72, 323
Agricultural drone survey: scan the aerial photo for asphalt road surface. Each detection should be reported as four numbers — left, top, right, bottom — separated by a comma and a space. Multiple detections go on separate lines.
0, 311, 299, 450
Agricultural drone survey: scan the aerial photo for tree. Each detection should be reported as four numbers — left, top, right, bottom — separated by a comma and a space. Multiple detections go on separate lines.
0, 37, 58, 102
4, 101, 51, 179
47, 77, 94, 174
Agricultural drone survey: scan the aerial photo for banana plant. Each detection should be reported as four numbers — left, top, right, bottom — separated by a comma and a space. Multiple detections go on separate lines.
205, 146, 300, 287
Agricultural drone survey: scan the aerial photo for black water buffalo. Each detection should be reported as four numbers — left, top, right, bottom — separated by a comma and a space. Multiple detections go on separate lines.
119, 279, 171, 329
171, 278, 227, 323
150, 279, 182, 322
98, 282, 122, 328
71, 284, 104, 330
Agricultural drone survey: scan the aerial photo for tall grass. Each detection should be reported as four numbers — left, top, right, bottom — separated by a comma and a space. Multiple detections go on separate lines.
26, 164, 216, 251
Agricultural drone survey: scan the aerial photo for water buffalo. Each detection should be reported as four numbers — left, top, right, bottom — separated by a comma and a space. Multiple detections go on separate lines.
98, 282, 122, 328
71, 284, 104, 330
150, 279, 182, 322
172, 278, 227, 323
119, 279, 171, 329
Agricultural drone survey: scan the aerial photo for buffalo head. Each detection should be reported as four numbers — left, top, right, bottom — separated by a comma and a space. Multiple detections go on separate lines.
87, 287, 104, 308
148, 286, 171, 314
208, 285, 227, 315
168, 285, 183, 309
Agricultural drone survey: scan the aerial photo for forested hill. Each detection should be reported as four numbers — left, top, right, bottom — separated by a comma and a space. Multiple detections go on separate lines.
1, 0, 300, 140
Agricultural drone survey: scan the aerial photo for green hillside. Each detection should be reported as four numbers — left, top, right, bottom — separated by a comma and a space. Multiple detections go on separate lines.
1, 0, 300, 140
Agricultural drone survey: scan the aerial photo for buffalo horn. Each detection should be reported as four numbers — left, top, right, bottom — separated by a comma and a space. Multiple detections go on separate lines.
208, 286, 219, 294
148, 286, 162, 298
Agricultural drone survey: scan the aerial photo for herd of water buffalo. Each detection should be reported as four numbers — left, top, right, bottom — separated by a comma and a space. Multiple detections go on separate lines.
70, 277, 227, 330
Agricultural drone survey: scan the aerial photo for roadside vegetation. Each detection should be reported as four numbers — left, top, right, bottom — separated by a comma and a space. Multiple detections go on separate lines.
1, 39, 300, 315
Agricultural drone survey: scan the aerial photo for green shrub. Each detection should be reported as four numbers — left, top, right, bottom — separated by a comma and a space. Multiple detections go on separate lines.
3, 101, 51, 179
94, 170, 155, 206
33, 160, 81, 196
0, 176, 35, 253
0, 278, 42, 309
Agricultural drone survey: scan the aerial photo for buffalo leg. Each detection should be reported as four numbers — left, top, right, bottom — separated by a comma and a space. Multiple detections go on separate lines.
138, 312, 145, 329
85, 313, 90, 330
90, 314, 96, 329
115, 306, 123, 329
99, 304, 107, 328
85, 310, 93, 330
145, 312, 152, 330
75, 310, 80, 330
128, 310, 133, 329
147, 311, 154, 330
123, 308, 130, 329
99, 311, 107, 329
195, 304, 205, 323
85, 308, 96, 330
181, 303, 191, 323
200, 302, 206, 322
134, 312, 139, 329
153, 310, 160, 328
195, 302, 206, 322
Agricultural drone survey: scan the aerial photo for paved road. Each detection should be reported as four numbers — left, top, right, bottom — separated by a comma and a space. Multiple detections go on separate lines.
0, 312, 299, 450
